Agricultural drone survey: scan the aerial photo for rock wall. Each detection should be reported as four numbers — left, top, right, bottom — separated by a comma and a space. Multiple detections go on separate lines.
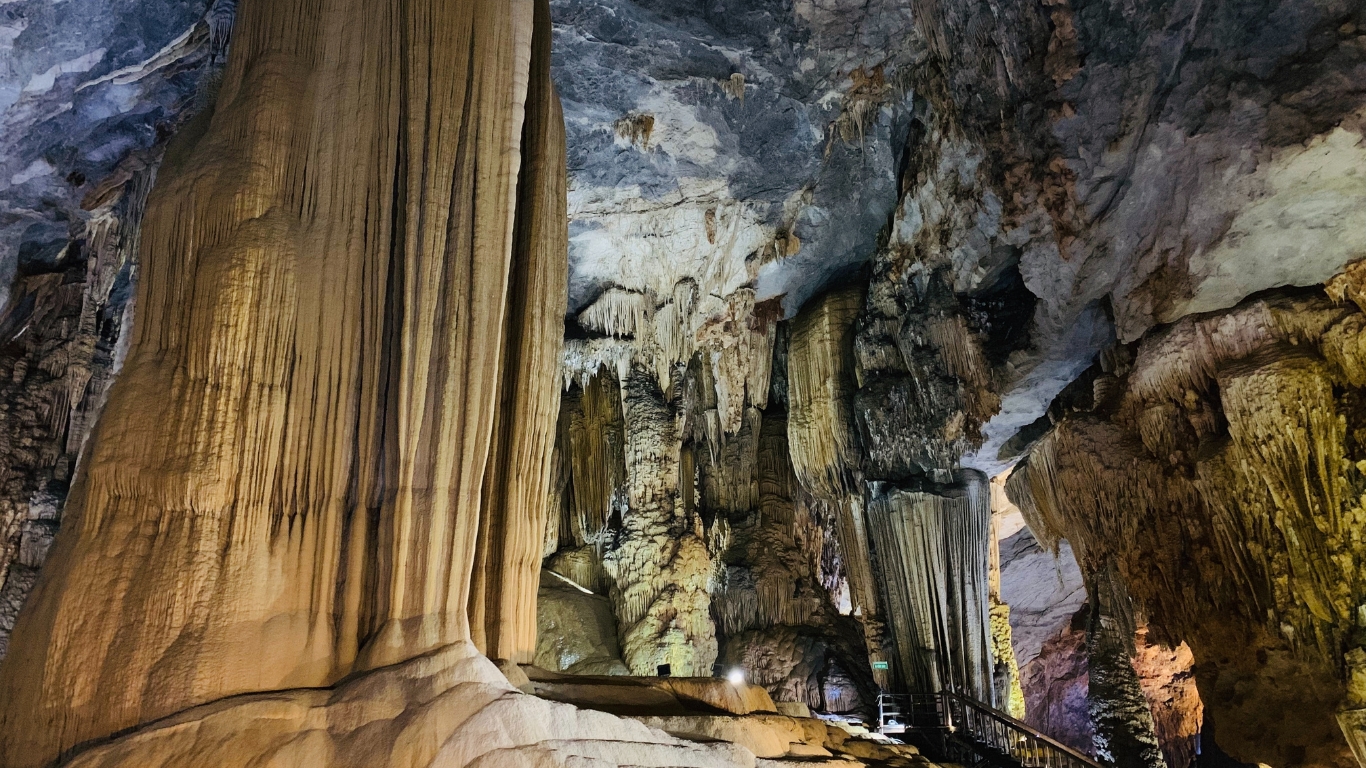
535, 568, 630, 676
1021, 613, 1093, 755
1009, 285, 1366, 765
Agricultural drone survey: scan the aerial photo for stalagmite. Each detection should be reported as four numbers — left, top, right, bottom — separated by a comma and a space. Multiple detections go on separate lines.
0, 0, 566, 764
1086, 570, 1165, 768
603, 370, 717, 675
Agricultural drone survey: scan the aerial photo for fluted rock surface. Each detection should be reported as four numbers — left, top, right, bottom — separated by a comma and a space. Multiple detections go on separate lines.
0, 0, 565, 764
866, 474, 995, 704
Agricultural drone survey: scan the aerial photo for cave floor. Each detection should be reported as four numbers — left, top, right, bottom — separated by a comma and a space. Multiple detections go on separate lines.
521, 667, 936, 767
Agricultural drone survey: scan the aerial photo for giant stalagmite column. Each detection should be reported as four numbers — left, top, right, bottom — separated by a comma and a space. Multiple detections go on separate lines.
0, 0, 564, 765
605, 370, 718, 676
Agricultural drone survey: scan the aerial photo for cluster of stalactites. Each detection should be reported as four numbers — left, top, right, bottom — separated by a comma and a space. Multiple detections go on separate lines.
566, 281, 775, 440
709, 414, 835, 637
787, 287, 864, 499
545, 365, 718, 676
552, 266, 1009, 705
1006, 285, 1366, 754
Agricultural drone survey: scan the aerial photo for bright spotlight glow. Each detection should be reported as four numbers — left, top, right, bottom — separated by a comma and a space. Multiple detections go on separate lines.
726, 668, 746, 686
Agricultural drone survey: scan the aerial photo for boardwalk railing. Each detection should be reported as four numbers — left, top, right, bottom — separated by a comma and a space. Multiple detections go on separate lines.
878, 692, 1103, 768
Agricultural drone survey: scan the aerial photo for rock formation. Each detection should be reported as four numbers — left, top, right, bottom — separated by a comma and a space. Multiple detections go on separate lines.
1009, 287, 1366, 766
2, 0, 1366, 766
0, 0, 572, 765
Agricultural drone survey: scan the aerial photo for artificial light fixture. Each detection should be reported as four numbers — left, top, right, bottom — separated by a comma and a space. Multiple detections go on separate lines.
726, 668, 746, 686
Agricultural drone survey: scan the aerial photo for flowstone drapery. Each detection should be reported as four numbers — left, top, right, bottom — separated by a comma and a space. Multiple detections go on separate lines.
0, 1, 566, 764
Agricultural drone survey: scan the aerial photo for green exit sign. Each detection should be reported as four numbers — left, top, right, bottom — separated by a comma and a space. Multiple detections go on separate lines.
872, 661, 889, 670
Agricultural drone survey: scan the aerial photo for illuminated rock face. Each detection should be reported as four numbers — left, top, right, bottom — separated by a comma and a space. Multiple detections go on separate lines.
54, 642, 756, 768
0, 0, 568, 764
1008, 289, 1366, 766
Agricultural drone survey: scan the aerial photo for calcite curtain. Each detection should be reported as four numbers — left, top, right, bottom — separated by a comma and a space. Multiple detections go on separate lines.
0, 0, 566, 765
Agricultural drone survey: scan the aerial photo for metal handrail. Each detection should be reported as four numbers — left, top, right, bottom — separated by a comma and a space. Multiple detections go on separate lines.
878, 691, 1103, 768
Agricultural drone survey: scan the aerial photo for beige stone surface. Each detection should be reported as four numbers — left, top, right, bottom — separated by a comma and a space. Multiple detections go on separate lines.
535, 569, 630, 676
656, 679, 779, 716
524, 668, 776, 718
633, 711, 926, 766
60, 642, 756, 768
0, 0, 565, 764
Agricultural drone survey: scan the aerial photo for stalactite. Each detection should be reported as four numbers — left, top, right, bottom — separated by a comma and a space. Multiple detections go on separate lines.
578, 287, 653, 339
565, 371, 628, 548
649, 279, 699, 393
708, 411, 879, 714
1008, 288, 1366, 765
696, 289, 776, 436
925, 314, 1000, 426
562, 337, 634, 391
0, 0, 563, 764
791, 458, 888, 688
787, 287, 863, 500
700, 406, 761, 519
565, 281, 769, 438
710, 413, 825, 635
866, 472, 996, 703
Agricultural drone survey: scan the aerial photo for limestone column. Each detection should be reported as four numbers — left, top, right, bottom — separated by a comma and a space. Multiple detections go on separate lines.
0, 1, 562, 765
1087, 569, 1165, 768
603, 369, 717, 675
467, 0, 569, 665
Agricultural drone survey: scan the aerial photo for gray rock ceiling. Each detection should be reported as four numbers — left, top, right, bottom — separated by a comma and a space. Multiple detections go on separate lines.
5, 0, 1364, 413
